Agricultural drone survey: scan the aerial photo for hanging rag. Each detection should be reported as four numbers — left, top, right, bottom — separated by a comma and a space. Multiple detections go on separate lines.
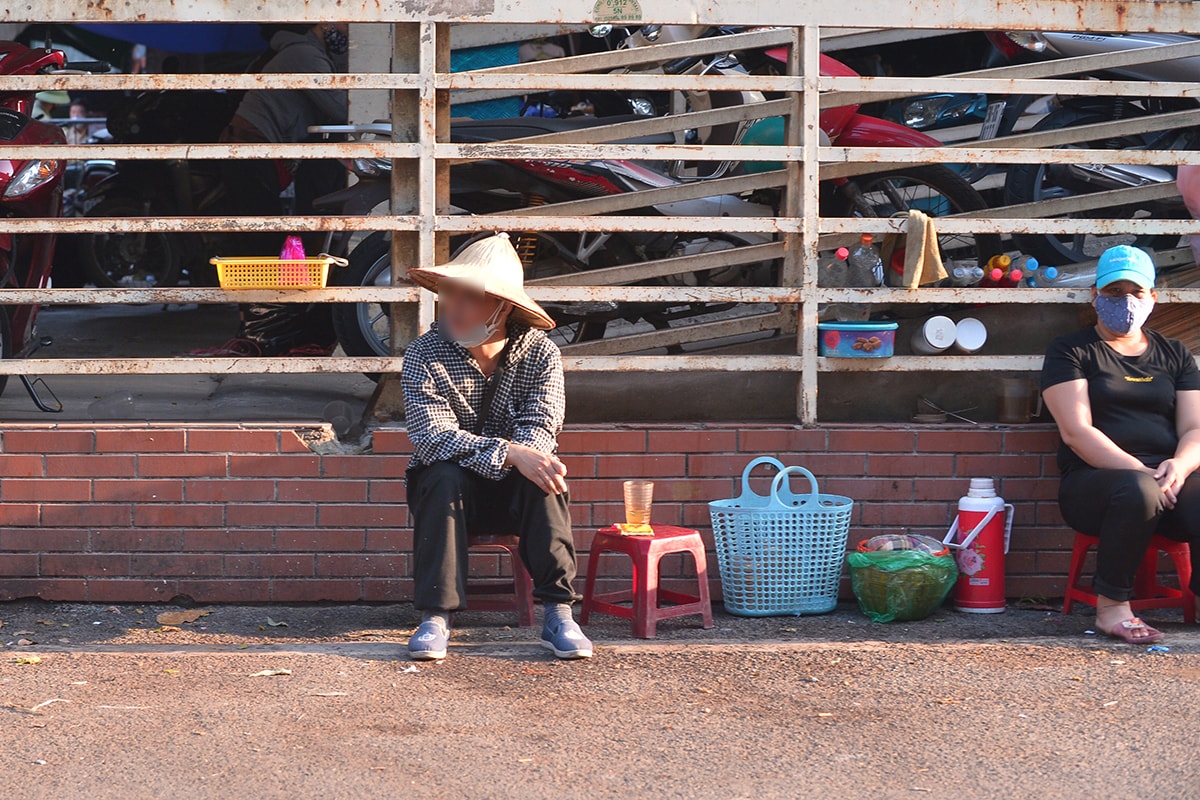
883, 209, 948, 290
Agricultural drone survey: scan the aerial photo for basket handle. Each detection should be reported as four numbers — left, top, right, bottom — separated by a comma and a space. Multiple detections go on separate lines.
768, 465, 820, 507
738, 456, 787, 500
319, 253, 350, 268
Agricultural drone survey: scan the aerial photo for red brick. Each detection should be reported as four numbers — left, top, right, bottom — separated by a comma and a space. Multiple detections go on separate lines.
3, 429, 94, 453
94, 479, 184, 503
559, 455, 595, 478
270, 579, 362, 602
1002, 428, 1060, 454
686, 454, 764, 478
997, 478, 1058, 501
225, 554, 314, 577
569, 504, 594, 527
595, 454, 686, 478
362, 578, 413, 601
557, 429, 647, 454
318, 455, 403, 478
1003, 551, 1038, 575
0, 503, 39, 526
276, 529, 366, 552
45, 454, 137, 478
1036, 504, 1066, 527
134, 505, 224, 528
824, 477, 912, 502
1036, 550, 1073, 575
229, 454, 320, 478
0, 455, 43, 477
958, 454, 1043, 478
316, 554, 408, 577
738, 428, 827, 453
178, 579, 271, 603
181, 530, 274, 552
41, 553, 129, 577
139, 454, 228, 478
467, 552, 500, 577
868, 454, 954, 477
43, 504, 131, 527
365, 529, 411, 552
911, 478, 968, 502
828, 429, 914, 453
92, 529, 185, 552
0, 528, 88, 551
0, 578, 87, 601
858, 502, 952, 527
916, 429, 1004, 454
2, 478, 90, 502
226, 504, 317, 528
185, 479, 276, 502
129, 553, 222, 577
87, 579, 179, 603
318, 504, 403, 527
280, 429, 319, 453
370, 428, 413, 454
277, 479, 367, 503
186, 429, 280, 453
648, 429, 738, 453
367, 480, 406, 503
0, 552, 37, 576
94, 429, 185, 453
1007, 576, 1066, 599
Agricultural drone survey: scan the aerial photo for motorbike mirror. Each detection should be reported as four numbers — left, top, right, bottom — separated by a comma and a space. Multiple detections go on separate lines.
587, 24, 613, 38
641, 25, 662, 41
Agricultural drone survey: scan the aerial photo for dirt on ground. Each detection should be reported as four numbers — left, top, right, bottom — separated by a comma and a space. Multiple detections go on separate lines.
1, 600, 1197, 800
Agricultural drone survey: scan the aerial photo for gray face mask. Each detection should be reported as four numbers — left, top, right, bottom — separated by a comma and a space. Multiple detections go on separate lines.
1094, 293, 1154, 336
439, 303, 505, 349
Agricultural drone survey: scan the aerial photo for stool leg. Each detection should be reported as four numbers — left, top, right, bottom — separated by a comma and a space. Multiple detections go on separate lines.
688, 541, 714, 629
580, 549, 602, 625
632, 550, 656, 639
1164, 544, 1196, 625
508, 546, 537, 628
1062, 534, 1093, 616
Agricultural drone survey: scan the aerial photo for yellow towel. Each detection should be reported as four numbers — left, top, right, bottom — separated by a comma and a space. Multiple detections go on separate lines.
900, 209, 948, 290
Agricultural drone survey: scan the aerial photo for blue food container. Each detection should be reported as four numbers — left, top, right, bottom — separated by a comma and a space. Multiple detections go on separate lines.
818, 321, 899, 358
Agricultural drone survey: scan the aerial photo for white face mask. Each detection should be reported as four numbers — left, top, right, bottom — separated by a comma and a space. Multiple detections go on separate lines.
441, 302, 505, 349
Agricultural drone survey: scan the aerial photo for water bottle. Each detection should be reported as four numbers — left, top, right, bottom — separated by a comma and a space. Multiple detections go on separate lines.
817, 247, 850, 288
846, 234, 882, 287
1039, 264, 1097, 288
946, 260, 985, 287
981, 254, 1023, 288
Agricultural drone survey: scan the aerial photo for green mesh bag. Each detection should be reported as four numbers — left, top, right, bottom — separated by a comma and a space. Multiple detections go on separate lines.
847, 534, 958, 623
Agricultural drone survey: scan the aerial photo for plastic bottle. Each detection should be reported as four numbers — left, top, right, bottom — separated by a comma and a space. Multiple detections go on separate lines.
1038, 264, 1097, 288
846, 233, 882, 287
947, 261, 985, 287
817, 247, 851, 288
980, 253, 1024, 288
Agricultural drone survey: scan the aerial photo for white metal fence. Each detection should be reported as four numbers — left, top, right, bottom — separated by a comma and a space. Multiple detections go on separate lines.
3, 1, 1200, 422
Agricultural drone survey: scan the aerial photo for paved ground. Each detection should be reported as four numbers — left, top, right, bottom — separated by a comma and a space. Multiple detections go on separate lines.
1, 600, 1197, 799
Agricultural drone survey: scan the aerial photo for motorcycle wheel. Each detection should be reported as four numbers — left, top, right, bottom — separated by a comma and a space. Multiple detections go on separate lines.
331, 232, 609, 381
829, 165, 1003, 269
79, 194, 182, 288
1003, 106, 1189, 265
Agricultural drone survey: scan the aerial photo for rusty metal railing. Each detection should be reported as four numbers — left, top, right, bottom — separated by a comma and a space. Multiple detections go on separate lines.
1, 2, 1200, 422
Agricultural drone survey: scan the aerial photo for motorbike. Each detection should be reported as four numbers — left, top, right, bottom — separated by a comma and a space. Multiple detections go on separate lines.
77, 89, 245, 287
312, 116, 777, 362
988, 30, 1200, 265
0, 41, 108, 407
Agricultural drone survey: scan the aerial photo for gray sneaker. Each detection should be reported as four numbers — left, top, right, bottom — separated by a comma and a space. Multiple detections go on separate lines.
408, 618, 449, 660
541, 615, 593, 659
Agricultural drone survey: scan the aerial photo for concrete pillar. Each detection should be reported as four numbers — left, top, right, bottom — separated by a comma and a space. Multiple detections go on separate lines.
348, 23, 392, 123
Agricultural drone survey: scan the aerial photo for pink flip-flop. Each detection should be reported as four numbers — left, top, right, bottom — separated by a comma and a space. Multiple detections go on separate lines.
1098, 617, 1164, 645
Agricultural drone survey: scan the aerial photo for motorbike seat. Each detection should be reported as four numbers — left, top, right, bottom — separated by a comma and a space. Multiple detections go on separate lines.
451, 114, 673, 145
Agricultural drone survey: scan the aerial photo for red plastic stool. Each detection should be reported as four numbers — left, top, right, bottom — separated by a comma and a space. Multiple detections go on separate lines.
465, 534, 536, 627
581, 525, 714, 638
1062, 531, 1195, 623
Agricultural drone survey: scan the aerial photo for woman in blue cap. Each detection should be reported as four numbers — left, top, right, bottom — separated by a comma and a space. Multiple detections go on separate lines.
1042, 245, 1200, 643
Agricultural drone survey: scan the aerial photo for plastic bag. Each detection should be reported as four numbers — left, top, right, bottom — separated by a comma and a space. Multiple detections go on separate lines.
847, 534, 958, 623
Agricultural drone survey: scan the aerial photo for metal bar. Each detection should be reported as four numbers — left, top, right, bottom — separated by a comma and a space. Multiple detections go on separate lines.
527, 242, 785, 286
559, 312, 785, 355
821, 145, 1200, 168
503, 170, 788, 218
951, 109, 1200, 153
0, 73, 420, 92
819, 356, 1045, 372
560, 355, 804, 372
798, 25, 822, 425
442, 73, 802, 92
956, 183, 1181, 221
0, 143, 422, 160
821, 217, 1200, 236
821, 74, 1200, 102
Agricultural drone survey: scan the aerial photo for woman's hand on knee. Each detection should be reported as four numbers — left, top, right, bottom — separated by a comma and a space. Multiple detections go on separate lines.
1154, 459, 1187, 508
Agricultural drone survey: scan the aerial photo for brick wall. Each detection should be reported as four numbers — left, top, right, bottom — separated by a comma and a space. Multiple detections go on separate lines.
0, 422, 1069, 605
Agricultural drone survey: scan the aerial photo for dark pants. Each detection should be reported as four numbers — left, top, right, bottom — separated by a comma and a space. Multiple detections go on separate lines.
1059, 467, 1200, 601
408, 461, 580, 612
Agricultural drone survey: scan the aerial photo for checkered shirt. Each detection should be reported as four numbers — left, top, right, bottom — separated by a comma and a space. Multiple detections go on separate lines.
402, 321, 565, 481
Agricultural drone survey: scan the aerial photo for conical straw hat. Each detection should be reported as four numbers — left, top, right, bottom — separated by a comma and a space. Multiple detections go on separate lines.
407, 233, 554, 330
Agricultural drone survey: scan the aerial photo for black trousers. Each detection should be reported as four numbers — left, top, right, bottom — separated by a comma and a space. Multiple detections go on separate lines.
1058, 467, 1200, 601
408, 460, 580, 612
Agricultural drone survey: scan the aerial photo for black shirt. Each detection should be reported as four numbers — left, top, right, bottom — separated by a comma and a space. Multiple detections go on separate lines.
1041, 326, 1200, 474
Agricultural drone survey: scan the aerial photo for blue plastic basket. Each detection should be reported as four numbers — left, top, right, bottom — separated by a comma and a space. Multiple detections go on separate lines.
709, 457, 854, 616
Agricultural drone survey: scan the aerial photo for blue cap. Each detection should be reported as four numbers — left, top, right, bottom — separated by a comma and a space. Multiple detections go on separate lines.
1095, 245, 1155, 289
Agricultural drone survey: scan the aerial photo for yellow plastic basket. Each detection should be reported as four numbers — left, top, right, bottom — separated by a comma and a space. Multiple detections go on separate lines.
210, 254, 348, 290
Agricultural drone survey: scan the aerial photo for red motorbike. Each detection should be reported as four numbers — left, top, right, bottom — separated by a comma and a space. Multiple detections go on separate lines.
0, 41, 108, 408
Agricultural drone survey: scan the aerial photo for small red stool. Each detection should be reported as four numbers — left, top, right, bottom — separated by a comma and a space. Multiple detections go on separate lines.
465, 534, 536, 627
581, 525, 714, 638
1062, 531, 1195, 623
